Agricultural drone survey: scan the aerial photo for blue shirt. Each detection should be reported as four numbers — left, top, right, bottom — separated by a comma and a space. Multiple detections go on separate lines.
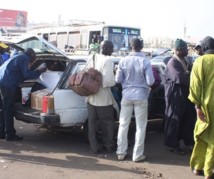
115, 52, 154, 100
0, 52, 41, 90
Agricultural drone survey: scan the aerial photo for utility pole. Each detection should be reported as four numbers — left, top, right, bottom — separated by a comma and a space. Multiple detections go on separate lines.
184, 20, 187, 39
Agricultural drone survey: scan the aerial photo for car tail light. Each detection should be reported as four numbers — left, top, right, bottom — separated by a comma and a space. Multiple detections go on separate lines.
41, 95, 55, 114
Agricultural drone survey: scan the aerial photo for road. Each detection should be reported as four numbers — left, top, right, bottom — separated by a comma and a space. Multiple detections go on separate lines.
0, 119, 203, 179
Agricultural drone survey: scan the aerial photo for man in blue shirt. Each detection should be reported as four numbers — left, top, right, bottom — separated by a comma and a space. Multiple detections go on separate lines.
0, 48, 46, 141
115, 38, 154, 162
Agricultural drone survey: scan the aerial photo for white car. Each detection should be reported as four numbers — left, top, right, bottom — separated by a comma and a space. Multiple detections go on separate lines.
1, 35, 165, 132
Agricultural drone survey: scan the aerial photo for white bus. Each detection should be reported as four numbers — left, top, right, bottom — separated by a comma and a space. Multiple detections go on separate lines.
28, 23, 141, 55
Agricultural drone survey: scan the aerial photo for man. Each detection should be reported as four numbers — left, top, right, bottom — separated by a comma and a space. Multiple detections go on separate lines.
189, 36, 214, 179
194, 41, 204, 56
89, 38, 100, 54
0, 48, 46, 141
163, 39, 196, 155
87, 40, 116, 153
0, 42, 9, 66
115, 38, 154, 162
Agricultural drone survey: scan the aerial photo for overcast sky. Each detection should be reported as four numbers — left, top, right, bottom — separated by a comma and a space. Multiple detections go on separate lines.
1, 0, 214, 39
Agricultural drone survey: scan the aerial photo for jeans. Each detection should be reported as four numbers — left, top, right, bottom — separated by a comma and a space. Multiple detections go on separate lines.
0, 85, 16, 137
117, 98, 148, 161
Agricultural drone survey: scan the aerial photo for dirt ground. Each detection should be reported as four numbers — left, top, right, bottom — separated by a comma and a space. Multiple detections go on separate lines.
0, 119, 204, 179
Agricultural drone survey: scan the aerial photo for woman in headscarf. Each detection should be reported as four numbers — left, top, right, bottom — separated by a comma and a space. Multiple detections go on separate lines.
163, 39, 196, 155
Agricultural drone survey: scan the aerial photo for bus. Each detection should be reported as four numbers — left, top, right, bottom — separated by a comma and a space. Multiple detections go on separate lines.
28, 22, 141, 55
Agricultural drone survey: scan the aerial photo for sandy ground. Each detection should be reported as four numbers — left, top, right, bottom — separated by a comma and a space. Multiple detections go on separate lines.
0, 119, 204, 179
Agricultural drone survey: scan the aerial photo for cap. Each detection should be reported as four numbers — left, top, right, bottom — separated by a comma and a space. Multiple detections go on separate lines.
0, 42, 8, 49
174, 39, 187, 49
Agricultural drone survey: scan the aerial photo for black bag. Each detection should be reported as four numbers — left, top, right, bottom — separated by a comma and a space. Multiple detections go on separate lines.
68, 55, 102, 96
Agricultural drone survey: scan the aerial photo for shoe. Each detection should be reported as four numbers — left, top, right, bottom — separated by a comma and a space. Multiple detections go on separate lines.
133, 155, 146, 162
117, 154, 126, 161
192, 169, 204, 176
5, 135, 23, 141
170, 147, 186, 155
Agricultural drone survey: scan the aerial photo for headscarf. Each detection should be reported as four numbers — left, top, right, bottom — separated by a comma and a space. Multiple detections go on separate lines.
201, 36, 214, 52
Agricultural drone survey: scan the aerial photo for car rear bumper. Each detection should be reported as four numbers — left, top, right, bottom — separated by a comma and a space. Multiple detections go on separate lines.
14, 103, 60, 126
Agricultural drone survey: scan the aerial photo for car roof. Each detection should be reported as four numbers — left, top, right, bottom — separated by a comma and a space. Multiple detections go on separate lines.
150, 55, 172, 64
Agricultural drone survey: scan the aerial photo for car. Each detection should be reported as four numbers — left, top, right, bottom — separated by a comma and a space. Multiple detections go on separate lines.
0, 35, 166, 132
148, 54, 173, 118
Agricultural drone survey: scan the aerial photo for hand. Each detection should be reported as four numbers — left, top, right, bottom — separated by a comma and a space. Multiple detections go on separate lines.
196, 108, 206, 122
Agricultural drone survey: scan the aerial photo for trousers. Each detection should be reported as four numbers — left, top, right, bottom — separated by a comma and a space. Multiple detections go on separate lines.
87, 103, 115, 153
117, 98, 148, 161
190, 137, 214, 177
0, 85, 16, 137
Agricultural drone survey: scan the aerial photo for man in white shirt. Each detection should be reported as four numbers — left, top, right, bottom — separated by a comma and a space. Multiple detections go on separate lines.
87, 40, 116, 154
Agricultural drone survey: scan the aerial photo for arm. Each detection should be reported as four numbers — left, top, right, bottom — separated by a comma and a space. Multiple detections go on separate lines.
144, 61, 155, 86
115, 60, 123, 84
167, 59, 190, 87
18, 55, 42, 79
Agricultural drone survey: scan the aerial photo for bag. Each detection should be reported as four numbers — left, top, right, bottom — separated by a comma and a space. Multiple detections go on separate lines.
68, 55, 102, 96
151, 66, 161, 89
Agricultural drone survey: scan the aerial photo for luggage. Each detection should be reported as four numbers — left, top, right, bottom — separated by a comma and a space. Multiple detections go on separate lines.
68, 55, 102, 96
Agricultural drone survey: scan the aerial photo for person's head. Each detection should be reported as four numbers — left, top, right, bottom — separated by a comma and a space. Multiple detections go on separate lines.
194, 42, 204, 56
201, 36, 214, 53
100, 40, 114, 56
24, 48, 36, 63
130, 38, 143, 52
174, 39, 188, 58
0, 42, 9, 54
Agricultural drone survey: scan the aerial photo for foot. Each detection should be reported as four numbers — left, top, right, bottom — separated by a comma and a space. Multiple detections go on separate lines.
133, 155, 146, 162
5, 134, 23, 141
117, 154, 126, 161
170, 147, 186, 155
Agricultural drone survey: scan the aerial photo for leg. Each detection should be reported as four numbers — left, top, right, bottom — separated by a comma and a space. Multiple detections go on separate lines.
204, 142, 214, 177
1, 86, 16, 138
190, 137, 206, 172
0, 87, 5, 137
182, 103, 196, 147
87, 103, 100, 153
116, 98, 133, 156
97, 105, 115, 152
132, 100, 148, 161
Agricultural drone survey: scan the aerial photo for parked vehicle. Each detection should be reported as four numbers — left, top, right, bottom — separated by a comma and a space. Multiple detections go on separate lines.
1, 35, 166, 132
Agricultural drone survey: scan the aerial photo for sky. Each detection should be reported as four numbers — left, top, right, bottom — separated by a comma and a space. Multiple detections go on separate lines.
1, 0, 214, 39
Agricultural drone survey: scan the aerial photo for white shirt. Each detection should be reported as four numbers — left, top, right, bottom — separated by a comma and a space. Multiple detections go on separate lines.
87, 54, 116, 106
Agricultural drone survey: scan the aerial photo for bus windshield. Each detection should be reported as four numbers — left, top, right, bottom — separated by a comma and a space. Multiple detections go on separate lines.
103, 26, 141, 52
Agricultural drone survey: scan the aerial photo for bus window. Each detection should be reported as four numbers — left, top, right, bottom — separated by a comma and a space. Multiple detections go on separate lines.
57, 31, 68, 50
43, 33, 48, 41
49, 32, 57, 46
80, 30, 88, 49
68, 31, 80, 49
